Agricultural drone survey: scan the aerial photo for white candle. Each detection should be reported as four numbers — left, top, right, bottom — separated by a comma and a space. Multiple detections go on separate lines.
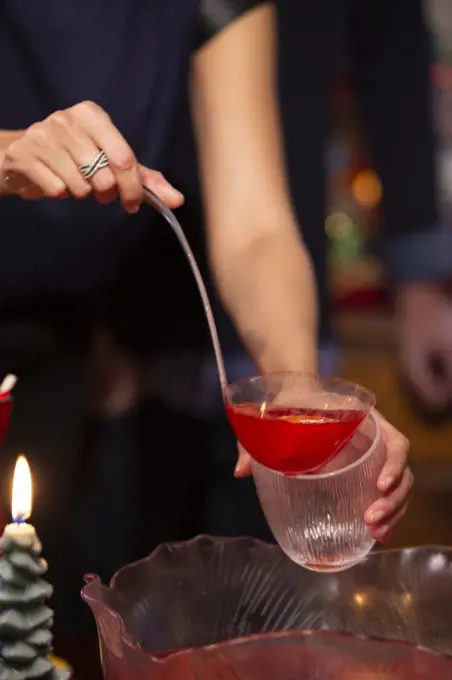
4, 455, 41, 551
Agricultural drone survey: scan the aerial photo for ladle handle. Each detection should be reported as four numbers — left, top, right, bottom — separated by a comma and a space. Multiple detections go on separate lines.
142, 186, 228, 393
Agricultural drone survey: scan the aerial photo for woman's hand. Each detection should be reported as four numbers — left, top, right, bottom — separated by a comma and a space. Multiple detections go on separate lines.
364, 414, 412, 542
235, 411, 412, 543
1, 101, 184, 213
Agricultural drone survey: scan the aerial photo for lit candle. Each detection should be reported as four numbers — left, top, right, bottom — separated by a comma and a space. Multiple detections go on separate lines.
3, 455, 41, 551
0, 456, 70, 680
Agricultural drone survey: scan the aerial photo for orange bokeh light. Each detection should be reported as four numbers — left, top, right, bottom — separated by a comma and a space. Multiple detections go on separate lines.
352, 170, 383, 209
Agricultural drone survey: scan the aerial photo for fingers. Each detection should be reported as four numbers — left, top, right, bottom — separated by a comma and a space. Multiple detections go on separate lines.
49, 112, 115, 200
365, 467, 413, 527
27, 122, 92, 199
376, 529, 393, 545
235, 444, 252, 478
371, 502, 409, 542
140, 167, 184, 209
4, 151, 82, 201
71, 102, 142, 212
2, 101, 184, 213
365, 414, 412, 539
376, 415, 410, 492
3, 108, 119, 205
4, 140, 67, 198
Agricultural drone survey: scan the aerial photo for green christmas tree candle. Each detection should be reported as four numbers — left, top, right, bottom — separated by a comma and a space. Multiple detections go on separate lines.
0, 456, 70, 680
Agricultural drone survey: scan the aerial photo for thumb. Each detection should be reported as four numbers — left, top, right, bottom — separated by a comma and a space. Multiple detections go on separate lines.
234, 444, 252, 478
139, 167, 185, 209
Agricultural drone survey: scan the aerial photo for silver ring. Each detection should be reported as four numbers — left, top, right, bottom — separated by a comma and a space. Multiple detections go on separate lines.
79, 151, 109, 180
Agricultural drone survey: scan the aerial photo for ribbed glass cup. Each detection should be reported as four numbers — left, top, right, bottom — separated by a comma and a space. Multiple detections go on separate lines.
252, 412, 384, 572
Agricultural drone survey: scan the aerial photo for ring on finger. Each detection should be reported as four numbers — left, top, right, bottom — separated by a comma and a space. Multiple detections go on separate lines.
79, 150, 109, 180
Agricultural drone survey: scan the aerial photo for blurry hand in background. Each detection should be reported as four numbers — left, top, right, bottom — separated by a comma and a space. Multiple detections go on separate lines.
397, 282, 452, 412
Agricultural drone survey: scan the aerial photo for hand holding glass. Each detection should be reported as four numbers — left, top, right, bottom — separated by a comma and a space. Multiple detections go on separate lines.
225, 372, 383, 571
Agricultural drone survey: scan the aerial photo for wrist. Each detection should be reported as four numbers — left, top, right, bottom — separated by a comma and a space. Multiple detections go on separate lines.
256, 333, 318, 376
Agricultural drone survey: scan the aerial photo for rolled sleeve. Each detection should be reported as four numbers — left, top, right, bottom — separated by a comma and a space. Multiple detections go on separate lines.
383, 227, 452, 283
197, 0, 270, 47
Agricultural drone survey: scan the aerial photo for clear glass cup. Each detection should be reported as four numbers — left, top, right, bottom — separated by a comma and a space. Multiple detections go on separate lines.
252, 412, 384, 572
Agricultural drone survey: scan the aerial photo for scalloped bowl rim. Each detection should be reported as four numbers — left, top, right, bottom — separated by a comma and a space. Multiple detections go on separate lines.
81, 536, 452, 664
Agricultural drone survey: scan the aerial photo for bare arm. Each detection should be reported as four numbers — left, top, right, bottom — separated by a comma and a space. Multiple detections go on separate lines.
191, 3, 318, 373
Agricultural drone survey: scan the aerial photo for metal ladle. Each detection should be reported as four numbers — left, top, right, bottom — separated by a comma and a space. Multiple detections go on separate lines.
143, 186, 228, 392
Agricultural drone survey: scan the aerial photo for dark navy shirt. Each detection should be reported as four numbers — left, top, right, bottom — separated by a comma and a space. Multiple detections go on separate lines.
2, 0, 450, 375
0, 0, 262, 303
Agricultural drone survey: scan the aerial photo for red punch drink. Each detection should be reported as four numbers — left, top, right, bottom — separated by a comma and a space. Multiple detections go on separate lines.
226, 402, 366, 474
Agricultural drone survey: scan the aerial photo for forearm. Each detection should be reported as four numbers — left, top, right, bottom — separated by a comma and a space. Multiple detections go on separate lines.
211, 229, 318, 374
191, 2, 318, 374
0, 131, 24, 194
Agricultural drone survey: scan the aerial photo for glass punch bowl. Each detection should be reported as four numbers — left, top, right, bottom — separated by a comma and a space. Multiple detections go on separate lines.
82, 536, 452, 679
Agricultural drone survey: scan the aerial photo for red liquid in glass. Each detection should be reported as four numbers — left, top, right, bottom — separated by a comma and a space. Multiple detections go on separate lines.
226, 403, 366, 475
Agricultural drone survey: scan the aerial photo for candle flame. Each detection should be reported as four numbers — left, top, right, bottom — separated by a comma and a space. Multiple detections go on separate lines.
12, 455, 32, 522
